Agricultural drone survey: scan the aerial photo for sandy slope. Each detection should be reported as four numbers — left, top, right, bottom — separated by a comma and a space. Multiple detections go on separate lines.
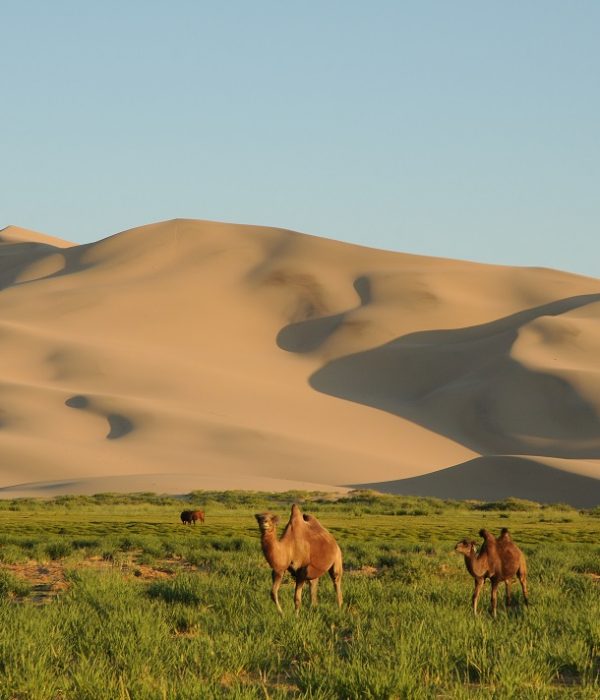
0, 219, 598, 505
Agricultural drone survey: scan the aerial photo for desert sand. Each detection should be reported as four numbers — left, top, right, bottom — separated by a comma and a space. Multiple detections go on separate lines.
0, 219, 598, 505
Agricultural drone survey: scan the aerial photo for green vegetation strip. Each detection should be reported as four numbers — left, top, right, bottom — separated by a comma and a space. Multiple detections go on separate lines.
0, 491, 598, 698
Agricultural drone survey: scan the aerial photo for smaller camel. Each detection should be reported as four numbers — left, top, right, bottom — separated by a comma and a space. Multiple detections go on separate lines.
454, 536, 494, 615
255, 503, 343, 614
455, 528, 528, 617
180, 510, 205, 525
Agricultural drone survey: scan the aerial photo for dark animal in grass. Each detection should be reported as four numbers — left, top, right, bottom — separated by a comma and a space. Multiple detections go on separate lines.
454, 528, 528, 617
254, 503, 343, 614
180, 510, 205, 525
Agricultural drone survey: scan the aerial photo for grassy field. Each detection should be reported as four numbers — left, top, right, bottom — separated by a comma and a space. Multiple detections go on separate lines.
0, 490, 598, 699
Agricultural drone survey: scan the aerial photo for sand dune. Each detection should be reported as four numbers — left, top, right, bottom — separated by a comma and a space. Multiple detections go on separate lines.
354, 456, 600, 508
0, 219, 598, 504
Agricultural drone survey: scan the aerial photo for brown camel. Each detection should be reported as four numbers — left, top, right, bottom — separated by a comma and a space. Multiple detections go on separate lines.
454, 535, 494, 615
455, 528, 528, 617
254, 503, 343, 614
495, 527, 529, 609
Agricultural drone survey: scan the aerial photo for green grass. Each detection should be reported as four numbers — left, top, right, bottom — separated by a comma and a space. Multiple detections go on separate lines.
0, 490, 598, 698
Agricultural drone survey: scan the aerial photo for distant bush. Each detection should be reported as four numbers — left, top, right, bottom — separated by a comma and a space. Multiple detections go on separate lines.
207, 536, 252, 552
90, 492, 181, 506
71, 538, 102, 552
542, 502, 577, 513
471, 497, 541, 512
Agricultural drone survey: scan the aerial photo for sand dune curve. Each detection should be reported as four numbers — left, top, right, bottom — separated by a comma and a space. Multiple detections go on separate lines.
0, 219, 598, 504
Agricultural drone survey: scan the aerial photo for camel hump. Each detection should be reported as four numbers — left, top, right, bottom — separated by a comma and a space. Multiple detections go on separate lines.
479, 528, 495, 542
302, 514, 335, 541
290, 503, 304, 523
499, 527, 512, 540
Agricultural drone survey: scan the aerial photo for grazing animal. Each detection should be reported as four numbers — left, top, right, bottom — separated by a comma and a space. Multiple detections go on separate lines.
455, 528, 528, 617
180, 509, 205, 525
254, 503, 343, 614
454, 536, 495, 615
495, 527, 529, 609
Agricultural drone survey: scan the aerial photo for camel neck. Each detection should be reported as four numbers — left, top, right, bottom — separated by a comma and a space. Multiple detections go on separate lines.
260, 529, 290, 570
464, 550, 485, 577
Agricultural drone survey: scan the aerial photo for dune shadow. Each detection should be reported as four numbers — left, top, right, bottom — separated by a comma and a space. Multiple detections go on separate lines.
0, 241, 63, 292
106, 414, 134, 440
277, 276, 371, 353
65, 395, 134, 440
351, 456, 600, 508
65, 395, 89, 409
296, 293, 600, 458
0, 240, 93, 294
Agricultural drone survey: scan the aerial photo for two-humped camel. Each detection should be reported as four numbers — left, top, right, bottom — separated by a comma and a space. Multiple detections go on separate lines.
455, 527, 528, 617
255, 503, 343, 614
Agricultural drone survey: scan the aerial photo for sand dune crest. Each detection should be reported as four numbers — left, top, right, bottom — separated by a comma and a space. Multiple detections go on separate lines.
0, 218, 597, 504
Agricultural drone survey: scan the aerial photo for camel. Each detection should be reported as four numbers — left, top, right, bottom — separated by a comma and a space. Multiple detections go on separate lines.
495, 527, 529, 609
180, 510, 205, 525
455, 528, 528, 617
454, 535, 494, 615
254, 503, 343, 614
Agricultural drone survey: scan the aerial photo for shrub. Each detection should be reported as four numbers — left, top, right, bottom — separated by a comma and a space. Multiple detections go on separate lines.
208, 536, 252, 552
0, 545, 28, 564
471, 497, 540, 512
147, 575, 203, 604
45, 541, 73, 560
0, 570, 30, 598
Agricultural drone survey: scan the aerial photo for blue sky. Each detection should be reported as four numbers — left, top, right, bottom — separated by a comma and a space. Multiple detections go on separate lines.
2, 2, 599, 277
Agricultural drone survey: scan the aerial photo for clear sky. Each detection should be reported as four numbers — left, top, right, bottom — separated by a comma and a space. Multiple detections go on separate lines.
2, 2, 599, 277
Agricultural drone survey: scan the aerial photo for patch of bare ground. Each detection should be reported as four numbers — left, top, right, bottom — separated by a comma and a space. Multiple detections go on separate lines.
4, 561, 70, 603
2, 555, 191, 603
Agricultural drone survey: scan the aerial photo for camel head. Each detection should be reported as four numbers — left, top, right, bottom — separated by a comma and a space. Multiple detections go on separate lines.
255, 512, 280, 534
454, 539, 476, 556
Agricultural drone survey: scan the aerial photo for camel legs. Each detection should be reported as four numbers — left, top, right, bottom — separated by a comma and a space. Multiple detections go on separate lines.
309, 578, 319, 607
490, 579, 499, 618
505, 579, 512, 607
329, 564, 343, 609
271, 571, 284, 615
294, 578, 306, 614
472, 578, 484, 614
518, 569, 529, 606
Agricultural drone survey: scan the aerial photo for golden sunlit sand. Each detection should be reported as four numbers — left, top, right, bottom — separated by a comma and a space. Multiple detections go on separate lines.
0, 219, 598, 505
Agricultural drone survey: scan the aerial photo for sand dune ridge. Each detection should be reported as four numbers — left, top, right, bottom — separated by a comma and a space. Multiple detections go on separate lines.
0, 218, 597, 504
